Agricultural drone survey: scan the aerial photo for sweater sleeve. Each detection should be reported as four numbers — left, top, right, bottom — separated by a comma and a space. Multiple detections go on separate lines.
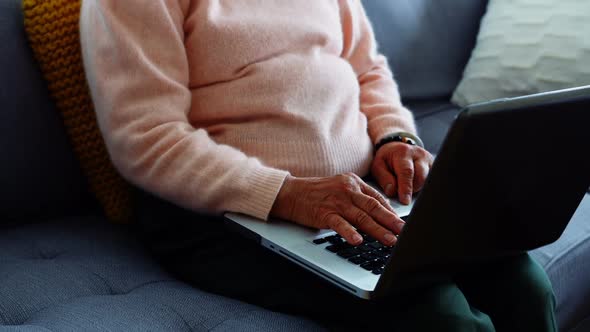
340, 1, 418, 145
80, 0, 289, 220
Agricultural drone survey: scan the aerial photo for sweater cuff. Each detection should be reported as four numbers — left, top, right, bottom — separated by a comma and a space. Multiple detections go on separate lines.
368, 107, 418, 146
372, 124, 418, 146
234, 166, 290, 221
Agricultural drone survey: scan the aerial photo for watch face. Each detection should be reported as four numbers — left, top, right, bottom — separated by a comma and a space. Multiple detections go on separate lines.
376, 133, 423, 152
401, 137, 416, 146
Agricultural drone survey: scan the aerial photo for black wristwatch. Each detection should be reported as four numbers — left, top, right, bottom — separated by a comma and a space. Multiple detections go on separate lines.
375, 133, 424, 152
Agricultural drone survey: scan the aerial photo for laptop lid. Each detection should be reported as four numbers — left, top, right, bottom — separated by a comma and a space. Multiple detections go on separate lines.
375, 86, 590, 297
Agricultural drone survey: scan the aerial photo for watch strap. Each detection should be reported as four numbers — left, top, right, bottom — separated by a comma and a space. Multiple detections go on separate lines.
375, 132, 424, 152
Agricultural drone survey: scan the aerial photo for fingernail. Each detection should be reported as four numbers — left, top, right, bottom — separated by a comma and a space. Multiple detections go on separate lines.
385, 184, 393, 196
404, 194, 412, 205
396, 221, 406, 233
384, 233, 396, 244
352, 234, 363, 244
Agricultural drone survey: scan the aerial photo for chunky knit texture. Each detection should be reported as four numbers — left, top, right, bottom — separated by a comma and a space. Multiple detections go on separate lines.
23, 0, 131, 223
81, 0, 417, 221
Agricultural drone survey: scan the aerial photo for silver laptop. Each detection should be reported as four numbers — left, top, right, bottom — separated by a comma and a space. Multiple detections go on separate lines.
224, 86, 590, 300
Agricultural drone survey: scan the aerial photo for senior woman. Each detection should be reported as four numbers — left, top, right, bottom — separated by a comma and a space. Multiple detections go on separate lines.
81, 0, 556, 330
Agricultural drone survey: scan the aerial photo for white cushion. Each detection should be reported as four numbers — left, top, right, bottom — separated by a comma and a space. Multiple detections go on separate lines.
452, 0, 590, 107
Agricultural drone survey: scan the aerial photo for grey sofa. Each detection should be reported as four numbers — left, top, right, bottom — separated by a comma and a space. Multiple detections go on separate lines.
0, 0, 588, 331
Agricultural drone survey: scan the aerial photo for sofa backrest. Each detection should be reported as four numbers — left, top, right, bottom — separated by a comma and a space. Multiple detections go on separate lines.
364, 0, 488, 101
0, 0, 96, 225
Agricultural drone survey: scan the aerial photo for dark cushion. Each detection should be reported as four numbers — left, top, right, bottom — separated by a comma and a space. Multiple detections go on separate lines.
0, 217, 324, 331
364, 0, 488, 100
0, 0, 95, 224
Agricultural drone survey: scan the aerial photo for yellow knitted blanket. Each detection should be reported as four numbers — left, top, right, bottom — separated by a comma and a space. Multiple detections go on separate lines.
23, 0, 132, 223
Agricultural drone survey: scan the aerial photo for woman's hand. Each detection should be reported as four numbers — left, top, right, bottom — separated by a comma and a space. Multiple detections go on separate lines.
371, 142, 434, 205
270, 173, 405, 246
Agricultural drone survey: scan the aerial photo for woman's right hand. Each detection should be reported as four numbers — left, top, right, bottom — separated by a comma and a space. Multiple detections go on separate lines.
270, 173, 405, 246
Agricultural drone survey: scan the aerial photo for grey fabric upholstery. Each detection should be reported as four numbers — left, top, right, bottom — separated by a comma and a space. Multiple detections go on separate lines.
0, 217, 323, 331
0, 0, 95, 225
0, 0, 588, 331
363, 0, 488, 100
410, 100, 462, 154
531, 195, 590, 332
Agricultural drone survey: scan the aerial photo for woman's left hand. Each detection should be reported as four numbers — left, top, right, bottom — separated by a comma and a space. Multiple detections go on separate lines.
370, 142, 434, 205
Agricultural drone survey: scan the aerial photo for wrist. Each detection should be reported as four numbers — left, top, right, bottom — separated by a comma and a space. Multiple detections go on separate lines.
270, 175, 297, 220
375, 132, 424, 153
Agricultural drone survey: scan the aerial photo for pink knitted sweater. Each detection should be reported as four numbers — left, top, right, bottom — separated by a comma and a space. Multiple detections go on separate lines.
81, 0, 417, 220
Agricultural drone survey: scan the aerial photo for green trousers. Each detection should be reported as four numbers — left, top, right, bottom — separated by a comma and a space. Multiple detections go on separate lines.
389, 254, 557, 332
135, 190, 557, 331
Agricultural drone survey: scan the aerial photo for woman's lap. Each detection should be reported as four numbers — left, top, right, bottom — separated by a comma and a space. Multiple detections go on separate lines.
133, 190, 555, 331
456, 254, 557, 331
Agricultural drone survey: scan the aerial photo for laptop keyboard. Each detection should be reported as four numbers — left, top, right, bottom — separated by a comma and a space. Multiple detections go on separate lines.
312, 233, 394, 275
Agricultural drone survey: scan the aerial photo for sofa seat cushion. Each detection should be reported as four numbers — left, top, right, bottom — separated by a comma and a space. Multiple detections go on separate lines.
0, 217, 322, 331
530, 194, 590, 332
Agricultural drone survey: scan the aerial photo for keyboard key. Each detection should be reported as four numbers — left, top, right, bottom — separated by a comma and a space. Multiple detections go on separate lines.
360, 261, 381, 271
348, 256, 366, 265
357, 244, 373, 253
360, 253, 379, 261
316, 233, 392, 274
326, 236, 344, 245
375, 252, 391, 260
326, 244, 342, 253
337, 247, 362, 258
375, 250, 391, 258
337, 250, 358, 259
369, 242, 384, 250
313, 238, 327, 245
